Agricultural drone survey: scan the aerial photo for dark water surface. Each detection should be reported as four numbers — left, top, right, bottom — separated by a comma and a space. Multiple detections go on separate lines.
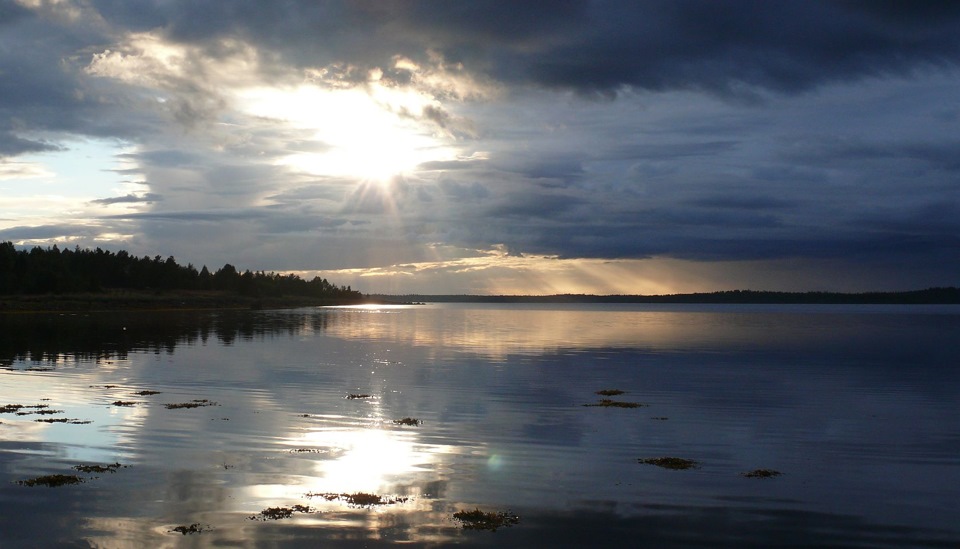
1, 303, 958, 548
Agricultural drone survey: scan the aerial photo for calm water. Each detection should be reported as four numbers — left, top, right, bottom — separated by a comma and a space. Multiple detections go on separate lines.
1, 303, 958, 548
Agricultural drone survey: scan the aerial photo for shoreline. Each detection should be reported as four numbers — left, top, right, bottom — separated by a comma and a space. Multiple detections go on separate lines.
0, 290, 379, 313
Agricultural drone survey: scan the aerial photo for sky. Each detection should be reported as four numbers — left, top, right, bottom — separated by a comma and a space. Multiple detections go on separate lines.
1, 0, 959, 295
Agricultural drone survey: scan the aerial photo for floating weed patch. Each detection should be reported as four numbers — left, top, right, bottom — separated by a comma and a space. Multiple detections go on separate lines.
742, 469, 783, 478
584, 399, 646, 408
16, 474, 85, 487
6, 404, 57, 416
346, 394, 371, 400
393, 417, 422, 426
164, 400, 219, 410
289, 448, 325, 454
248, 505, 312, 521
452, 508, 520, 531
32, 408, 63, 415
308, 492, 408, 507
73, 462, 126, 474
171, 523, 205, 535
17, 408, 64, 416
133, 390, 162, 396
651, 417, 669, 420
89, 385, 120, 389
639, 457, 700, 470
35, 418, 92, 424
111, 401, 137, 407
595, 389, 625, 396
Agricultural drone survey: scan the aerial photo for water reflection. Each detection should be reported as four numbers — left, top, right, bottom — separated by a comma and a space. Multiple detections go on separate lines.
1, 305, 959, 547
0, 310, 336, 365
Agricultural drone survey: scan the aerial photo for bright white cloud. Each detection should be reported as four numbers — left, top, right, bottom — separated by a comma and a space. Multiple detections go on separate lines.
0, 159, 53, 180
238, 83, 459, 183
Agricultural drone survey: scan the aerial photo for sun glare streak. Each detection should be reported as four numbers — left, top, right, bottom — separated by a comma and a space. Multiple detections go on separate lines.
289, 248, 683, 296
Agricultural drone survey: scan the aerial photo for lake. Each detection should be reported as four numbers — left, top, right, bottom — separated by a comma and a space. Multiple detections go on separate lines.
1, 303, 959, 548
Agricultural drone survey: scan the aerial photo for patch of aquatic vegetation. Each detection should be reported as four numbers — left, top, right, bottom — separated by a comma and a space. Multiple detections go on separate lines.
248, 505, 313, 521
346, 393, 371, 400
742, 468, 783, 478
132, 390, 162, 396
171, 523, 206, 535
28, 409, 64, 416
289, 448, 326, 454
651, 416, 669, 420
307, 492, 408, 507
452, 508, 520, 531
111, 401, 137, 407
73, 462, 127, 474
164, 399, 219, 409
639, 457, 700, 470
35, 418, 92, 424
393, 417, 422, 426
595, 389, 626, 396
583, 399, 647, 408
3, 404, 61, 415
89, 385, 120, 389
16, 474, 85, 487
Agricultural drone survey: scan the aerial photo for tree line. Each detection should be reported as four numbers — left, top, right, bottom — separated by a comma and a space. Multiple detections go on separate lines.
0, 241, 361, 300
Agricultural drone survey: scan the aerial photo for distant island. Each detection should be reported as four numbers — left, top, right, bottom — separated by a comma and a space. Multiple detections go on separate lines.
373, 287, 960, 305
0, 241, 366, 311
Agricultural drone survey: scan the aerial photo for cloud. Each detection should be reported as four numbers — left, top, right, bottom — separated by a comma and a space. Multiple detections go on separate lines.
0, 159, 54, 179
73, 1, 960, 98
0, 133, 63, 156
2, 1, 959, 292
0, 223, 102, 241
90, 193, 161, 205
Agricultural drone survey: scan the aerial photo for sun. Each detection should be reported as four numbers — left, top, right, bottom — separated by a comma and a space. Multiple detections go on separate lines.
238, 84, 453, 184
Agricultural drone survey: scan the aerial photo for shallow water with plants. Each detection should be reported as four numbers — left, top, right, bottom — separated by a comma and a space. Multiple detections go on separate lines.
1, 303, 959, 547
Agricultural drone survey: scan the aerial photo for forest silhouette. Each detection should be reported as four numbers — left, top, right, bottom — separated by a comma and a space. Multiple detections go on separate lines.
0, 241, 360, 301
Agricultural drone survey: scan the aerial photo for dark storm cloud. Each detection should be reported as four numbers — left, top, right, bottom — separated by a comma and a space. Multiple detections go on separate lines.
484, 191, 584, 220
782, 137, 960, 171
855, 200, 960, 235
512, 221, 960, 266
687, 195, 797, 211
0, 133, 63, 156
515, 1, 960, 96
86, 1, 960, 96
518, 158, 585, 187
607, 141, 740, 161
